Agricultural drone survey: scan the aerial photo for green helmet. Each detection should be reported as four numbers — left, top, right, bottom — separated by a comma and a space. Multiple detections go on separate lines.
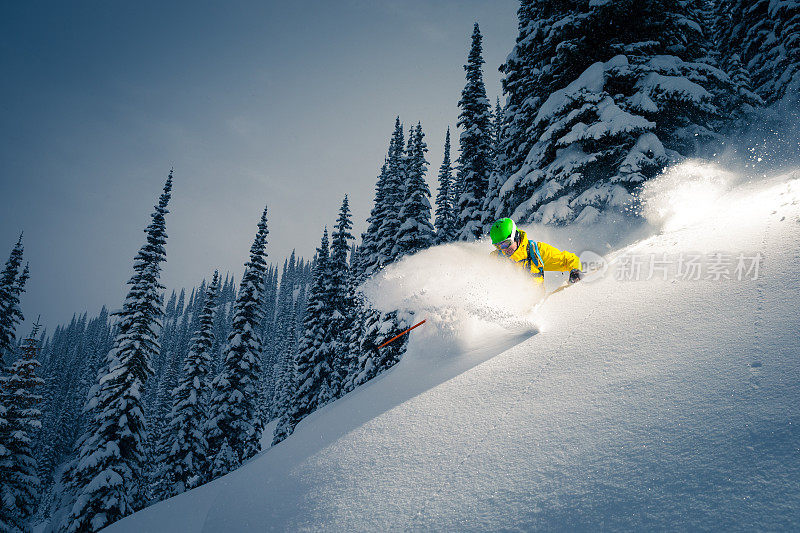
490, 217, 517, 244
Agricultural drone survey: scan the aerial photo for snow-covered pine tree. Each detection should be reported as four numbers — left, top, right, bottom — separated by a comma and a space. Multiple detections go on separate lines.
492, 97, 503, 164
206, 206, 269, 474
343, 120, 414, 396
276, 228, 331, 444
164, 290, 177, 319
376, 118, 407, 265
258, 264, 279, 421
482, 97, 506, 232
189, 282, 205, 331
270, 294, 300, 445
0, 322, 43, 532
35, 307, 113, 517
294, 258, 310, 329
268, 253, 296, 422
495, 0, 614, 220
455, 23, 493, 241
211, 275, 234, 376
497, 0, 541, 185
356, 163, 389, 280
348, 243, 359, 270
210, 438, 238, 479
37, 320, 72, 469
144, 292, 174, 405
395, 123, 435, 257
434, 127, 455, 243
162, 271, 219, 497
62, 171, 172, 532
496, 0, 741, 225
11, 265, 29, 354
346, 307, 409, 391
145, 287, 183, 421
149, 305, 189, 482
325, 197, 355, 401
714, 0, 769, 109
75, 308, 113, 431
718, 0, 799, 105
0, 234, 28, 364
769, 0, 800, 103
0, 396, 8, 526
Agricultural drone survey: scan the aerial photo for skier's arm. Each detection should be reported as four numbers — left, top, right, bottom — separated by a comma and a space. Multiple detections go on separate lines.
538, 241, 581, 272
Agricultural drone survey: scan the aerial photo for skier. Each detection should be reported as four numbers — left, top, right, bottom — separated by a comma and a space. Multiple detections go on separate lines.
489, 217, 584, 294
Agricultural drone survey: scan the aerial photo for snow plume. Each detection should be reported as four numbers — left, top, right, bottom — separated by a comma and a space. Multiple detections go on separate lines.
639, 153, 800, 236
358, 217, 652, 354
639, 160, 742, 233
360, 241, 543, 352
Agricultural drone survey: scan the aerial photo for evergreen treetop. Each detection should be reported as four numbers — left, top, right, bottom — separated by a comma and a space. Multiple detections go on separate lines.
207, 205, 269, 472
162, 270, 220, 497
396, 122, 435, 256
64, 170, 173, 532
434, 127, 455, 243
0, 234, 28, 363
455, 23, 493, 241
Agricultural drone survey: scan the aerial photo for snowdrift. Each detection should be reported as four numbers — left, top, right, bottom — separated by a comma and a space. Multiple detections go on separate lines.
109, 162, 800, 531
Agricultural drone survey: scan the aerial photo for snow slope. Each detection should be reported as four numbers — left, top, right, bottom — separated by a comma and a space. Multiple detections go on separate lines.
109, 162, 800, 531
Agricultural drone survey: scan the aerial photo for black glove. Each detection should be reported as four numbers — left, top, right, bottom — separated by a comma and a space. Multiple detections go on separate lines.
569, 269, 584, 283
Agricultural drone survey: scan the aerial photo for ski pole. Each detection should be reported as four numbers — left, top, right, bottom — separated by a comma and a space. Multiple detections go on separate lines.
376, 319, 427, 350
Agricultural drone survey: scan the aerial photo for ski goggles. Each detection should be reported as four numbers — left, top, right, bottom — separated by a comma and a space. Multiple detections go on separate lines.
494, 238, 514, 250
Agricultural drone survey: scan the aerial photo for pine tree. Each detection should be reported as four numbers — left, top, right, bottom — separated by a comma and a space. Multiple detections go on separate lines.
358, 118, 412, 278
206, 206, 269, 475
455, 23, 493, 241
496, 0, 613, 218
162, 271, 219, 497
496, 0, 740, 225
482, 98, 506, 231
770, 0, 800, 104
0, 322, 43, 532
356, 163, 389, 280
395, 123, 435, 257
258, 265, 279, 421
211, 275, 234, 376
346, 307, 409, 390
149, 303, 189, 479
717, 0, 799, 105
144, 290, 179, 419
268, 253, 296, 422
491, 97, 503, 165
276, 229, 331, 444
294, 258, 311, 341
0, 234, 28, 364
376, 118, 407, 266
714, 0, 769, 107
35, 306, 112, 510
325, 197, 355, 400
270, 295, 300, 445
497, 0, 543, 184
63, 171, 172, 532
345, 120, 415, 395
434, 127, 455, 243
210, 438, 238, 478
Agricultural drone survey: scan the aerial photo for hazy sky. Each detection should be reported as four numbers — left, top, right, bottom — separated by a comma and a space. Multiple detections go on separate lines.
0, 0, 518, 333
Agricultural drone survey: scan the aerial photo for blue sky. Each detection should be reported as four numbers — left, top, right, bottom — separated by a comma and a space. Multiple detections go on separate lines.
0, 0, 517, 332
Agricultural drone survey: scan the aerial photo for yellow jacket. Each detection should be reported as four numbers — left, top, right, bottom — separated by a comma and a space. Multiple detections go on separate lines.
491, 229, 581, 284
